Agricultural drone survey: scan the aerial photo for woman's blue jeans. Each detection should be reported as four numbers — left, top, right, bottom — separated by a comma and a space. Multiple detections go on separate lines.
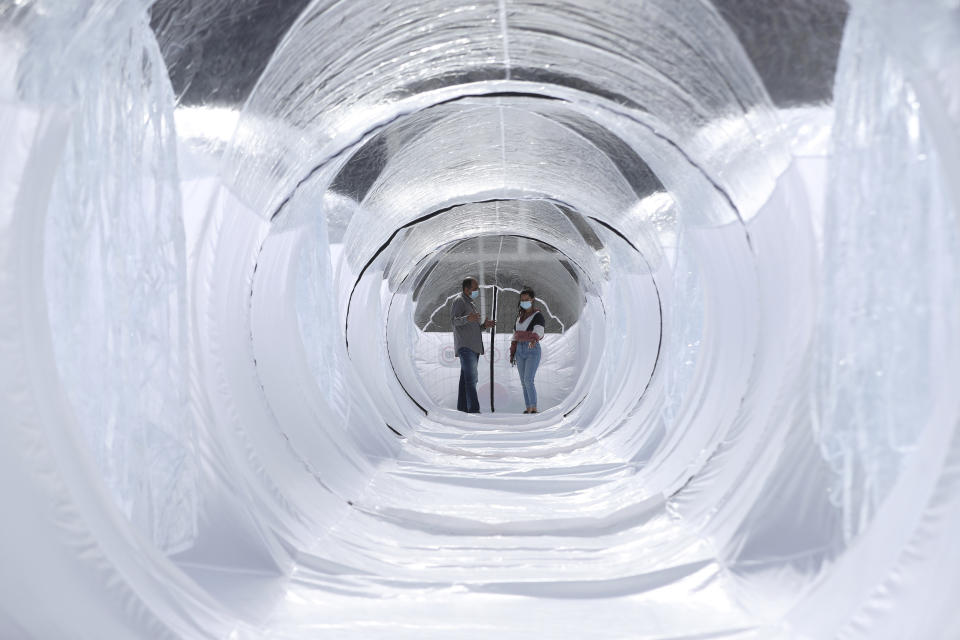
515, 341, 541, 408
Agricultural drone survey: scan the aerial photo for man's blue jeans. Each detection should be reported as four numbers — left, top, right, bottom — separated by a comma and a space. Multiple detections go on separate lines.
457, 347, 480, 413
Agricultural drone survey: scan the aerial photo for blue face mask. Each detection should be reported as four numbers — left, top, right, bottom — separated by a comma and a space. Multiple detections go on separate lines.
470, 289, 480, 299
520, 300, 532, 310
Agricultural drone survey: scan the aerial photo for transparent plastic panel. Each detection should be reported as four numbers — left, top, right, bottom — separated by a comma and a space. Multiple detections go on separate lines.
20, 0, 198, 553
815, 0, 960, 540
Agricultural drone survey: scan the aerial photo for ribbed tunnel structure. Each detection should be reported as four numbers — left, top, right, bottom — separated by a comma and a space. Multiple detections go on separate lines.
2, 1, 960, 638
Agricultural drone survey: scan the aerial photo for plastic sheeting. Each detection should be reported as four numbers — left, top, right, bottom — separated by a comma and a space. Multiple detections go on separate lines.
1, 0, 959, 638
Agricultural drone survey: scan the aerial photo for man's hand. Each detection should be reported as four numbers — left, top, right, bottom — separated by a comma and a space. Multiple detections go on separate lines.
483, 319, 496, 329
467, 312, 481, 322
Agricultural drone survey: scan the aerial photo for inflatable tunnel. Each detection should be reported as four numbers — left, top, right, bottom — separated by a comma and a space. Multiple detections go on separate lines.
2, 0, 959, 637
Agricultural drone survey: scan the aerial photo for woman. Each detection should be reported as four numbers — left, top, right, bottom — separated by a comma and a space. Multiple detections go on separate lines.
509, 288, 546, 414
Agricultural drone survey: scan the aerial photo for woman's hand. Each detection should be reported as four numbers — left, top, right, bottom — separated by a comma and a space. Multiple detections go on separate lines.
529, 340, 535, 348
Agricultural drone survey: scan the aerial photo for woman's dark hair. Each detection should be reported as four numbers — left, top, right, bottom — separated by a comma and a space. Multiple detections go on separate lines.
462, 277, 476, 292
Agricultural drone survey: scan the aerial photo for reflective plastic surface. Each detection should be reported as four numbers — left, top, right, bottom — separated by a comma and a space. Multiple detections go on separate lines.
1, 0, 959, 638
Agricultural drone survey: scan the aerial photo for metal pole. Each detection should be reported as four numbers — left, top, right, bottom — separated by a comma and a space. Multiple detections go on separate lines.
489, 286, 498, 412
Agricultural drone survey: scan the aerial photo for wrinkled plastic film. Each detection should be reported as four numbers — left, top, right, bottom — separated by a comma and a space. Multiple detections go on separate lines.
0, 1, 959, 639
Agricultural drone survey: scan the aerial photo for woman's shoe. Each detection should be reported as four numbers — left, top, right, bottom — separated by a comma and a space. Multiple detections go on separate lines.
530, 408, 538, 414
523, 409, 531, 414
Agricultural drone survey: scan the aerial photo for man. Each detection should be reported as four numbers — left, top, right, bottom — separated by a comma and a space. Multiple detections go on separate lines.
451, 277, 495, 413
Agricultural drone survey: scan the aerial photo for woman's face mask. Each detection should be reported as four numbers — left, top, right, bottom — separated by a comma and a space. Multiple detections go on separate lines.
470, 289, 480, 299
520, 300, 532, 310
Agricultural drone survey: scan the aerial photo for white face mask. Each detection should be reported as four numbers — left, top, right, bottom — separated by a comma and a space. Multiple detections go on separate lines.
520, 300, 532, 310
470, 289, 480, 299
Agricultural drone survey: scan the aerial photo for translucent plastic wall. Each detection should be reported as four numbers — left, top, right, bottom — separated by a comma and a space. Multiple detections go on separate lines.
0, 0, 958, 638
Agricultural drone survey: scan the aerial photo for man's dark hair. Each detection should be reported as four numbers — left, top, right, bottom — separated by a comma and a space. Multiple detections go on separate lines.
462, 278, 476, 291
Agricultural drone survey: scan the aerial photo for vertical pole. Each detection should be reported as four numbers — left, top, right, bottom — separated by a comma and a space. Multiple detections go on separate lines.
489, 286, 498, 412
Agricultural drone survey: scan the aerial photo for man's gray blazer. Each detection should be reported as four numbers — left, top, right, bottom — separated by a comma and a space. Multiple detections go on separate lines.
450, 294, 485, 356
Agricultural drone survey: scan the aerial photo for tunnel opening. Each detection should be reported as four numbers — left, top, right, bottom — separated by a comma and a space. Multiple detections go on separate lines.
392, 232, 588, 416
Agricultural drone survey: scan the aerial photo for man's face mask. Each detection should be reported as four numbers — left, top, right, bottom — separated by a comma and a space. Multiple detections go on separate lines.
520, 300, 532, 310
470, 289, 480, 299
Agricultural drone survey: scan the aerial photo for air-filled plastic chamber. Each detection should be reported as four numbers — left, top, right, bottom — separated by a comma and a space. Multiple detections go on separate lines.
1, 0, 959, 638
